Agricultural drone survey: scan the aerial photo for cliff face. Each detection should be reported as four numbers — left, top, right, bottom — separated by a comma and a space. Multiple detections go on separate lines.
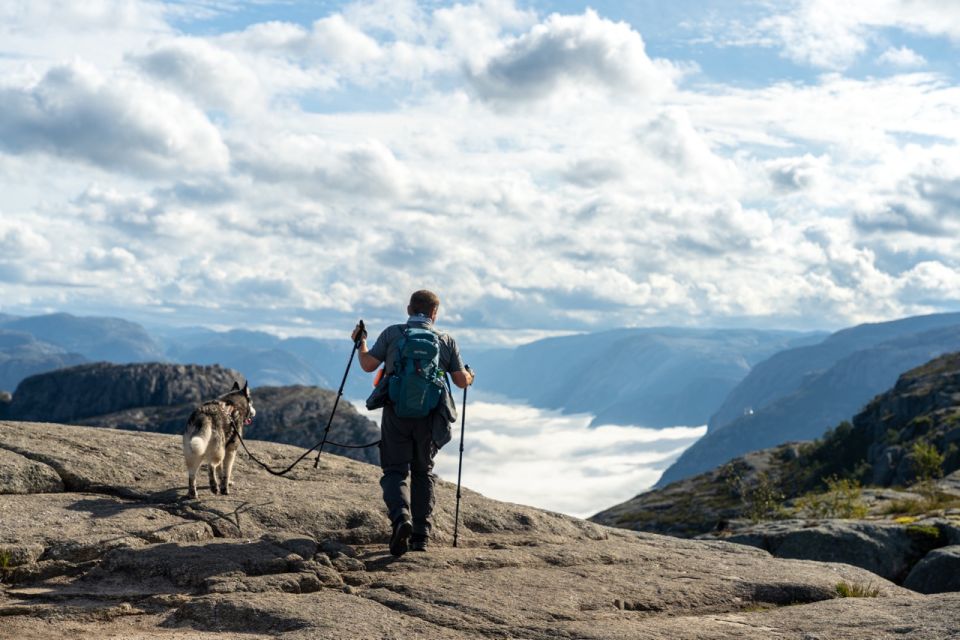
7, 362, 240, 423
2, 421, 958, 639
658, 322, 960, 486
4, 363, 381, 465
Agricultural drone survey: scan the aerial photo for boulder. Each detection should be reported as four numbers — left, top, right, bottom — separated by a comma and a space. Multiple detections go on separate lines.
903, 546, 960, 594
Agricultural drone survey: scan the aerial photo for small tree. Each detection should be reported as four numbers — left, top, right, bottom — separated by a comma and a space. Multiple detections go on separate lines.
912, 440, 944, 483
794, 476, 868, 519
743, 472, 787, 522
912, 440, 944, 500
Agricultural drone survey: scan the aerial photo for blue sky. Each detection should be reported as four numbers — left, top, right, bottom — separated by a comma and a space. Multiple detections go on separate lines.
1, 0, 960, 346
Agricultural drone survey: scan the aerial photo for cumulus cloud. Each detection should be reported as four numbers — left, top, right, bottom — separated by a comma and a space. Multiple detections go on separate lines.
469, 10, 672, 105
0, 62, 229, 176
234, 136, 409, 199
876, 46, 927, 68
83, 247, 137, 271
2, 1, 960, 337
131, 37, 264, 111
766, 154, 828, 192
753, 0, 960, 69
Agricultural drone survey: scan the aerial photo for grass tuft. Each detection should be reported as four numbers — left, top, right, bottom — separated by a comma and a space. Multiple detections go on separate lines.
835, 581, 880, 598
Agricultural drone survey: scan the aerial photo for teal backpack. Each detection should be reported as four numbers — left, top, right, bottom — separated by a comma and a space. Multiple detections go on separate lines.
388, 327, 446, 418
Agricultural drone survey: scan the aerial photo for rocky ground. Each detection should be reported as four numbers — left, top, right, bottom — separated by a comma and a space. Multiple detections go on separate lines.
1, 421, 958, 638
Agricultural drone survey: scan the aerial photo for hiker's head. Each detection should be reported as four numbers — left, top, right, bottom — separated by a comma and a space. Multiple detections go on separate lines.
408, 290, 440, 320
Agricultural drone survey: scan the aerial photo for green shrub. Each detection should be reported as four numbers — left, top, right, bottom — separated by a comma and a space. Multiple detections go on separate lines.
835, 581, 880, 598
743, 472, 788, 522
912, 440, 944, 483
793, 476, 869, 519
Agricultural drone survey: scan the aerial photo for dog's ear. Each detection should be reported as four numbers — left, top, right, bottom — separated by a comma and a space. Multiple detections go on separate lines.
243, 381, 250, 398
232, 381, 241, 392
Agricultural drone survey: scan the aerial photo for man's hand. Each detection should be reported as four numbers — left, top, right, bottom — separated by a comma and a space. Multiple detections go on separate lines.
351, 321, 367, 344
452, 365, 475, 389
465, 364, 476, 386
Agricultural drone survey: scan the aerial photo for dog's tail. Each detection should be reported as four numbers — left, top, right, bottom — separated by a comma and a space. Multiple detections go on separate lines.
183, 413, 211, 459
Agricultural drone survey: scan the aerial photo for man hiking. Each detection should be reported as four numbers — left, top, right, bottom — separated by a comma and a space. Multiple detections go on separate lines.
352, 290, 474, 556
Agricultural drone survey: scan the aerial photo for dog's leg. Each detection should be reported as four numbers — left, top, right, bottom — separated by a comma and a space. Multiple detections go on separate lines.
186, 463, 199, 499
208, 462, 221, 495
184, 445, 202, 499
221, 447, 238, 495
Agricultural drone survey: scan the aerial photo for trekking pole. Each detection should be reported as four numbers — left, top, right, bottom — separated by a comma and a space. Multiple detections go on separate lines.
314, 320, 365, 469
453, 365, 472, 548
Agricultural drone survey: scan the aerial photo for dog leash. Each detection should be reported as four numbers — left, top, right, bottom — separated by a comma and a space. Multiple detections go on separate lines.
225, 321, 381, 477
227, 419, 380, 477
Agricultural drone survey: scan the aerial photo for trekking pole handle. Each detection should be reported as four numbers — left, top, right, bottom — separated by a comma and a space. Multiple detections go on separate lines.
352, 319, 367, 348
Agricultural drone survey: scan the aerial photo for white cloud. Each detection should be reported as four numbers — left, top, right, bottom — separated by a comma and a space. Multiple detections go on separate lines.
753, 0, 960, 69
876, 45, 927, 68
469, 9, 672, 105
1, 1, 960, 336
83, 247, 137, 271
131, 37, 265, 112
765, 154, 829, 192
0, 61, 229, 176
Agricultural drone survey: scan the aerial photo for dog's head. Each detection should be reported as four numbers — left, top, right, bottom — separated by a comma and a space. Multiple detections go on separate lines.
226, 380, 256, 425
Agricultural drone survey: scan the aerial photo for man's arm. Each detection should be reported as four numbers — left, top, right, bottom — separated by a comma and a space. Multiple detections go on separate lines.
352, 323, 383, 373
358, 339, 382, 373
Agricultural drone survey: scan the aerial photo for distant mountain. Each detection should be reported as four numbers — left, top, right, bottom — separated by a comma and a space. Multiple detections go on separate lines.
157, 327, 364, 394
469, 328, 824, 427
4, 362, 380, 465
0, 313, 165, 363
657, 315, 960, 487
0, 329, 88, 393
708, 312, 960, 432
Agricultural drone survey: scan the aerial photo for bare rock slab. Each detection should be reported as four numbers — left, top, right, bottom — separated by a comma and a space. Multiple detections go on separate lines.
0, 447, 63, 494
1, 421, 959, 639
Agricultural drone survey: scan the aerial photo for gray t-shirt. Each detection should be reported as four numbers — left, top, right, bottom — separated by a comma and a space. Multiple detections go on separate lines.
368, 319, 464, 377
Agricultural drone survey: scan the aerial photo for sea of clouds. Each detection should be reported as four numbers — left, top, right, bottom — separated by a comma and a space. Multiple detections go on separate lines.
355, 398, 705, 519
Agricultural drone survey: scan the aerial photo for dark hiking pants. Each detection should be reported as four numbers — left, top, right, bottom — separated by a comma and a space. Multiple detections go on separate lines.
379, 405, 437, 538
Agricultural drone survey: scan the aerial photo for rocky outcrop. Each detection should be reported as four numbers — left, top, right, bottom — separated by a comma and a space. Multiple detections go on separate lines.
4, 363, 382, 465
724, 520, 944, 583
2, 421, 959, 639
595, 352, 960, 593
7, 362, 240, 422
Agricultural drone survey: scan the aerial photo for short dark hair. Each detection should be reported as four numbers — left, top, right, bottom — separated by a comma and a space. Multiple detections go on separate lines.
409, 290, 440, 316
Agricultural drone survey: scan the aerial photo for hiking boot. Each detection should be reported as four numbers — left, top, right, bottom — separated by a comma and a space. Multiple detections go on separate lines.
410, 535, 428, 552
389, 519, 412, 557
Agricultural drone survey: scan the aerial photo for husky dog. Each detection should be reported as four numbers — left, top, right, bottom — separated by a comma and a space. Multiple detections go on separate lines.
182, 381, 256, 499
